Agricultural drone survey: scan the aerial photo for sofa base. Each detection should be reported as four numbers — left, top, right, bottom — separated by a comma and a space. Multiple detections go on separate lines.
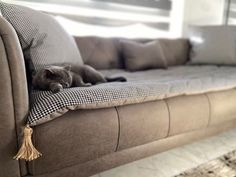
28, 119, 236, 177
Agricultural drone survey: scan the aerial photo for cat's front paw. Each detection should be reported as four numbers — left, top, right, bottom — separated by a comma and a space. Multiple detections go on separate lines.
83, 83, 92, 87
50, 83, 63, 93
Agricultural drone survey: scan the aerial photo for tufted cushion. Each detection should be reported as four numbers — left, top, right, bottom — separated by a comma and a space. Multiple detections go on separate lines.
0, 2, 83, 71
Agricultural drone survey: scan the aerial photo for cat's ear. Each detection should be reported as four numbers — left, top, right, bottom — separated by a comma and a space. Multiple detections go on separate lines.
64, 65, 71, 71
44, 68, 55, 78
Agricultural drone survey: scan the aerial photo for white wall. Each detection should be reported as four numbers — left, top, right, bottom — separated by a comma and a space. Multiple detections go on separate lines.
183, 0, 225, 35
171, 0, 226, 37
170, 0, 186, 37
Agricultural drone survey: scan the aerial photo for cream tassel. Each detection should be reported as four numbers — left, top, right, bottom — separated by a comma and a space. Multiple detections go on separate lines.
14, 125, 42, 161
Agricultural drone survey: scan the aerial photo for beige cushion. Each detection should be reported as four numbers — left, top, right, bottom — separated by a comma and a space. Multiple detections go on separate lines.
188, 26, 236, 65
31, 108, 119, 175
75, 36, 123, 69
117, 101, 169, 150
120, 40, 167, 71
207, 89, 236, 125
167, 95, 209, 136
159, 38, 190, 66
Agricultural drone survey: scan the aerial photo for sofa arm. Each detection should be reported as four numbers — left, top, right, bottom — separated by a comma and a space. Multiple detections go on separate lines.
0, 17, 29, 177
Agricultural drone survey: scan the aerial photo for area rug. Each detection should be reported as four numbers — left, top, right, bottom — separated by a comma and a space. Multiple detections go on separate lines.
175, 150, 236, 177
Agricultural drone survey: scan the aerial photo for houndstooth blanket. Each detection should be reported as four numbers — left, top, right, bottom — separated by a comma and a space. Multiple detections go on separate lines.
28, 65, 236, 126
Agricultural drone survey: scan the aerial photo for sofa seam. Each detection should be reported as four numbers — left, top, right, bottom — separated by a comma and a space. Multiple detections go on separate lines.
205, 93, 212, 127
114, 106, 121, 152
163, 100, 171, 137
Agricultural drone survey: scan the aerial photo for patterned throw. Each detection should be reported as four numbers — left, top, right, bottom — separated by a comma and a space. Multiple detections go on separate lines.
28, 66, 236, 126
175, 150, 236, 177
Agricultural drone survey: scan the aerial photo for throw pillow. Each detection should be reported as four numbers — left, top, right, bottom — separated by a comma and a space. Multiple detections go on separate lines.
120, 40, 167, 71
188, 25, 236, 65
159, 38, 190, 66
0, 2, 84, 71
75, 36, 123, 69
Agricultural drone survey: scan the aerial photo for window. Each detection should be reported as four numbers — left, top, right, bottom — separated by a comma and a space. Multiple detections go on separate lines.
225, 0, 236, 24
5, 0, 173, 38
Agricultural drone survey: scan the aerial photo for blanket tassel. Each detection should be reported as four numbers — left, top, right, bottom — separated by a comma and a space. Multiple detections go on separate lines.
14, 125, 42, 161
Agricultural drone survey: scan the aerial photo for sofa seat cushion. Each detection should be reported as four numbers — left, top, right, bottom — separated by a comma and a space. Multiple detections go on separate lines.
28, 65, 236, 126
29, 92, 236, 176
30, 108, 119, 175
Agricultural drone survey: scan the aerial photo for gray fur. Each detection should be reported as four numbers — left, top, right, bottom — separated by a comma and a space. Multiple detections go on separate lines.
33, 65, 126, 93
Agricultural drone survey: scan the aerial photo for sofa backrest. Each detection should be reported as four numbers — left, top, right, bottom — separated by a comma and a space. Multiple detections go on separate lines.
74, 36, 123, 69
74, 36, 190, 70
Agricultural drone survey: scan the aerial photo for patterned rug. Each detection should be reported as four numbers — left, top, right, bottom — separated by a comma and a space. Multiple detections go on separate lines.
175, 150, 236, 177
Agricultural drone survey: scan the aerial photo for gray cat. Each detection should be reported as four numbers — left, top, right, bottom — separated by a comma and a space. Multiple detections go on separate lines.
33, 65, 126, 93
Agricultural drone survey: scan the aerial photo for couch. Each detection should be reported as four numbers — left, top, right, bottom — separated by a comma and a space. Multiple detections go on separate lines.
1, 14, 236, 177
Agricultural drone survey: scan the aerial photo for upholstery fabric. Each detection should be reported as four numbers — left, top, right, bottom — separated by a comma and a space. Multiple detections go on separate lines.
0, 35, 20, 177
28, 65, 236, 126
0, 2, 83, 71
188, 26, 236, 65
75, 36, 123, 69
28, 116, 236, 177
167, 95, 209, 136
120, 40, 167, 71
0, 16, 29, 177
74, 37, 190, 70
207, 89, 236, 125
159, 38, 190, 66
117, 101, 169, 150
29, 108, 118, 175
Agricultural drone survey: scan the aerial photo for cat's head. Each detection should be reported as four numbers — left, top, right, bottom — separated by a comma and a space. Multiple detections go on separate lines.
34, 65, 73, 89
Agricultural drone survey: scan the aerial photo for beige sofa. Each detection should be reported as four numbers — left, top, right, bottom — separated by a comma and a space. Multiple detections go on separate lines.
1, 16, 236, 177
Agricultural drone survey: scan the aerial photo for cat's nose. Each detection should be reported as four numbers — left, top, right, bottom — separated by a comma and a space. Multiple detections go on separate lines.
61, 82, 69, 88
64, 83, 69, 87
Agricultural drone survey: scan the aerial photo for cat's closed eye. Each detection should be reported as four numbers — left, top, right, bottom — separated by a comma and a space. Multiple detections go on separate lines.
47, 73, 61, 80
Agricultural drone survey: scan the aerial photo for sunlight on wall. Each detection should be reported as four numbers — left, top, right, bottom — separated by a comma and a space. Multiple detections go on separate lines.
5, 0, 173, 38
190, 36, 204, 44
3, 0, 226, 38
3, 0, 176, 38
5, 0, 169, 23
170, 0, 185, 37
56, 16, 170, 38
182, 0, 225, 35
